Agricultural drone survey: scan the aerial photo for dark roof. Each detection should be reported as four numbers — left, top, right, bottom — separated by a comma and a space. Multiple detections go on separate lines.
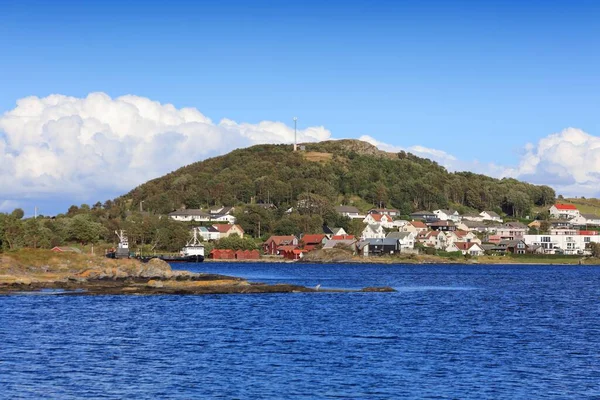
502, 222, 528, 229
168, 209, 210, 217
582, 213, 600, 219
365, 238, 399, 246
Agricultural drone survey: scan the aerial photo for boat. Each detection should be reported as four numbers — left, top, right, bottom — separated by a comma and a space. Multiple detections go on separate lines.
137, 229, 205, 263
106, 230, 131, 259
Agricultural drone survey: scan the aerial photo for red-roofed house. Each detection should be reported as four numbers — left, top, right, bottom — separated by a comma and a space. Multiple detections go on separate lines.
550, 204, 580, 220
263, 235, 299, 255
446, 242, 484, 256
300, 234, 327, 251
212, 224, 245, 239
363, 213, 393, 226
277, 246, 306, 260
401, 221, 428, 234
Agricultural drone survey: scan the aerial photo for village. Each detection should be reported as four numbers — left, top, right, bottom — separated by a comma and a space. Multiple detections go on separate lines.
167, 203, 600, 260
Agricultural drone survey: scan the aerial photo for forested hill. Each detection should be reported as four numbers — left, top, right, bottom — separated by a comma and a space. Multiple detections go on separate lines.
118, 139, 555, 218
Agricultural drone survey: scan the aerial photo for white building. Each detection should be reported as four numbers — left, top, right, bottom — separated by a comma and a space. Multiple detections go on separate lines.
570, 214, 600, 226
335, 205, 364, 219
523, 232, 600, 255
168, 209, 211, 222
549, 204, 580, 220
480, 211, 503, 223
361, 224, 386, 239
433, 209, 461, 223
446, 242, 485, 256
386, 232, 415, 250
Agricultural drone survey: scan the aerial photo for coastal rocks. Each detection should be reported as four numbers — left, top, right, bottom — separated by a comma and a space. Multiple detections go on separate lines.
360, 286, 397, 292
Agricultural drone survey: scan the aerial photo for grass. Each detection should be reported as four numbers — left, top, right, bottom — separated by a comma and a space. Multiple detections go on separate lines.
303, 152, 333, 163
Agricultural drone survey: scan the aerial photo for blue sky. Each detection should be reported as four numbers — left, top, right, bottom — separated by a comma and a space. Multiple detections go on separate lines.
1, 0, 600, 214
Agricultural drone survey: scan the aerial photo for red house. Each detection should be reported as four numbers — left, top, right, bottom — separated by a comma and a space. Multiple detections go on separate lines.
300, 234, 327, 251
210, 249, 236, 259
277, 246, 306, 260
263, 235, 298, 255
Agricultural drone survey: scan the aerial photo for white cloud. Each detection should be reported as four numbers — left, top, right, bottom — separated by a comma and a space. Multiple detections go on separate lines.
0, 93, 332, 205
513, 127, 600, 197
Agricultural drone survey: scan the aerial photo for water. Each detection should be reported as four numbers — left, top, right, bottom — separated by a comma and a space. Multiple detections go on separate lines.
1, 263, 600, 399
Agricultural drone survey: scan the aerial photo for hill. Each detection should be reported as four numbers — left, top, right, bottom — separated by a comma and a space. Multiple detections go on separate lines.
118, 139, 555, 218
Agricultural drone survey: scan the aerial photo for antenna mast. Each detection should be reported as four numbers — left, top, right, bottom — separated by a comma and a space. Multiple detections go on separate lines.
293, 116, 298, 151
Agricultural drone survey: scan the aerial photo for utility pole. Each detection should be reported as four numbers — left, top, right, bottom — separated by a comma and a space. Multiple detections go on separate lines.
293, 117, 298, 151
34, 206, 37, 219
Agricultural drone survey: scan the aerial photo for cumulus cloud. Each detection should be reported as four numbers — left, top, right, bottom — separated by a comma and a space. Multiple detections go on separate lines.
513, 128, 600, 197
0, 92, 332, 206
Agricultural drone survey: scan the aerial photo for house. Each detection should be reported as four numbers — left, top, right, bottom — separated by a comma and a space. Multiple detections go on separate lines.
368, 208, 400, 218
212, 224, 245, 238
51, 246, 82, 253
462, 213, 485, 222
211, 214, 237, 224
402, 220, 428, 234
363, 213, 394, 227
365, 238, 400, 255
323, 238, 357, 251
168, 209, 211, 222
523, 232, 600, 255
323, 226, 348, 238
335, 205, 362, 219
410, 211, 437, 222
277, 246, 305, 260
492, 239, 528, 255
418, 231, 447, 249
386, 232, 415, 250
361, 224, 386, 239
196, 226, 220, 241
332, 234, 355, 240
570, 213, 600, 226
433, 209, 461, 223
234, 249, 260, 260
209, 206, 236, 224
480, 211, 503, 223
263, 235, 298, 255
209, 249, 236, 259
496, 222, 528, 240
446, 242, 485, 256
300, 234, 327, 251
549, 204, 580, 220
429, 220, 456, 232
445, 230, 481, 246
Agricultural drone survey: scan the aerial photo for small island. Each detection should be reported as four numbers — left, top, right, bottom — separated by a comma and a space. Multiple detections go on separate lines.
0, 250, 395, 295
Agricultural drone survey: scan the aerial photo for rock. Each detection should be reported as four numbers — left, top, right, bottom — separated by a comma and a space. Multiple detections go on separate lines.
147, 280, 164, 288
138, 258, 173, 279
14, 277, 32, 285
360, 286, 396, 292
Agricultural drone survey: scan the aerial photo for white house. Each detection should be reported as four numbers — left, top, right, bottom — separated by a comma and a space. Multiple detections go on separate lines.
361, 224, 386, 239
402, 221, 428, 234
418, 231, 447, 250
523, 232, 600, 255
211, 214, 237, 224
196, 226, 220, 241
433, 209, 461, 223
445, 230, 481, 246
480, 211, 503, 223
549, 204, 580, 220
446, 242, 485, 256
386, 232, 415, 250
363, 213, 394, 227
462, 213, 485, 222
570, 214, 600, 226
335, 205, 363, 219
168, 209, 211, 222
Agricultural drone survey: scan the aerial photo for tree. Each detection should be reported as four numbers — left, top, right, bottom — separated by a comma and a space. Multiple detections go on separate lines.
69, 215, 106, 244
214, 234, 257, 251
11, 208, 24, 219
588, 242, 600, 258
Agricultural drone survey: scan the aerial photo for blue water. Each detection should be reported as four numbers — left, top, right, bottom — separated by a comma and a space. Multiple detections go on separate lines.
1, 263, 600, 399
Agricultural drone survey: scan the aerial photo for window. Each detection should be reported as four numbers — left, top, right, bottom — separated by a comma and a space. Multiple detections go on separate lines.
584, 237, 591, 243
541, 236, 551, 243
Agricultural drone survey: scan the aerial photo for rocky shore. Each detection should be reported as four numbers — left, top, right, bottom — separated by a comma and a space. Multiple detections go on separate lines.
0, 250, 395, 295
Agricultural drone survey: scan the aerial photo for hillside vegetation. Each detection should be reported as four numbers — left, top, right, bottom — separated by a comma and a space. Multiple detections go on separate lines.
120, 139, 555, 218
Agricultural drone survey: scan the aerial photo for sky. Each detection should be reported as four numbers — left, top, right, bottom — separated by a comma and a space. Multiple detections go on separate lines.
1, 0, 599, 215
